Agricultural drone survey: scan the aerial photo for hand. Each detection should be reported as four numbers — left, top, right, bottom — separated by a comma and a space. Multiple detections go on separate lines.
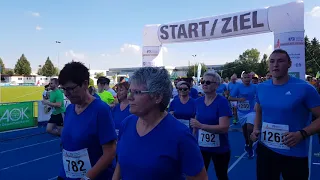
283, 131, 303, 147
190, 118, 203, 129
250, 129, 260, 142
238, 98, 246, 102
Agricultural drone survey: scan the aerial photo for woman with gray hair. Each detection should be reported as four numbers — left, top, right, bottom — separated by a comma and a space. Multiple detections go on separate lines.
191, 71, 232, 180
113, 67, 207, 180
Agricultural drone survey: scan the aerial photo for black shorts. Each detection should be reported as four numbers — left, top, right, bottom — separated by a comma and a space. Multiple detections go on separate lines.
256, 143, 308, 180
48, 113, 64, 126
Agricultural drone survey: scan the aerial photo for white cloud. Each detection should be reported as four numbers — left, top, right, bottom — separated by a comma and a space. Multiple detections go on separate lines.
120, 43, 141, 53
65, 50, 85, 60
31, 12, 40, 17
262, 44, 273, 56
35, 26, 43, 31
307, 6, 320, 17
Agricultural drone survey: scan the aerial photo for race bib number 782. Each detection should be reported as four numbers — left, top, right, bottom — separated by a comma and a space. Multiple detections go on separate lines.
63, 148, 92, 179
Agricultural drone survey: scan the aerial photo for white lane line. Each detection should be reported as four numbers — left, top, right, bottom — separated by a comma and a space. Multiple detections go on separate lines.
308, 136, 313, 180
228, 151, 247, 173
0, 139, 59, 154
48, 176, 58, 180
0, 152, 62, 171
227, 141, 258, 173
0, 127, 38, 134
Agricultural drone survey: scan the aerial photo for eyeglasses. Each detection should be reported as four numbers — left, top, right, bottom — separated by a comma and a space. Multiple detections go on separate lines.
61, 85, 78, 93
178, 88, 189, 91
201, 81, 216, 85
127, 89, 150, 96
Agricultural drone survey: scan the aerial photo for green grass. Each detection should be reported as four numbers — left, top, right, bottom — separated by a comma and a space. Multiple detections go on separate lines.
0, 86, 45, 118
0, 86, 43, 103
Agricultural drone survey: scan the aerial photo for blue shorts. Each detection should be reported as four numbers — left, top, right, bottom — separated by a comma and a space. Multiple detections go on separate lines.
238, 112, 255, 126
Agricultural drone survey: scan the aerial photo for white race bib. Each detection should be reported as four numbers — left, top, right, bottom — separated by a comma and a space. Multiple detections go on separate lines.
238, 101, 250, 111
178, 119, 190, 128
261, 122, 290, 150
115, 129, 119, 136
198, 129, 220, 147
63, 148, 92, 179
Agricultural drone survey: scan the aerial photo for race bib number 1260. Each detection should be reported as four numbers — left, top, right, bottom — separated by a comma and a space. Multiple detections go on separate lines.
261, 122, 289, 150
198, 129, 220, 147
63, 148, 92, 179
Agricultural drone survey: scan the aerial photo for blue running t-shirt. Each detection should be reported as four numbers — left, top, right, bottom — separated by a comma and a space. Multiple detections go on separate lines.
256, 77, 320, 157
230, 83, 257, 115
195, 95, 232, 153
112, 104, 131, 136
168, 98, 196, 130
228, 82, 240, 95
117, 114, 204, 180
60, 99, 117, 180
216, 84, 227, 96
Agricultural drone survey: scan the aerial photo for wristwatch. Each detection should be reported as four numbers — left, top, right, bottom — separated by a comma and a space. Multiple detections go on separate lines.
83, 176, 91, 180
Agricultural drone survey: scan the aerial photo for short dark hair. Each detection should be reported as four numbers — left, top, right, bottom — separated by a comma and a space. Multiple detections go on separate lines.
51, 78, 59, 84
59, 61, 89, 86
252, 77, 258, 80
271, 49, 291, 62
97, 76, 110, 85
119, 77, 125, 82
179, 81, 191, 89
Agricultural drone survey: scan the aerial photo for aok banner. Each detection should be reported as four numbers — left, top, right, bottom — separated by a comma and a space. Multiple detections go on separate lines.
0, 102, 35, 132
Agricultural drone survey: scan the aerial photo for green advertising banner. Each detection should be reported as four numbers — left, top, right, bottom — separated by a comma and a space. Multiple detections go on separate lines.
0, 102, 35, 132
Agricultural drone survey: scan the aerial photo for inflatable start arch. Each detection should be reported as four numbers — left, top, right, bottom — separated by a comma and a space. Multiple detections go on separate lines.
142, 1, 305, 79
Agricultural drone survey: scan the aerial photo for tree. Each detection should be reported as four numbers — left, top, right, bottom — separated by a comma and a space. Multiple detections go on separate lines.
5, 69, 14, 76
305, 36, 320, 76
94, 72, 105, 79
14, 54, 32, 75
221, 49, 261, 78
41, 57, 56, 77
256, 54, 269, 77
54, 67, 60, 76
186, 63, 207, 78
0, 57, 5, 74
89, 78, 94, 86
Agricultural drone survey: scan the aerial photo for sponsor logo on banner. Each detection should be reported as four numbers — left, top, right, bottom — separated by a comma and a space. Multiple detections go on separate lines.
142, 46, 160, 56
142, 61, 155, 67
288, 72, 300, 78
158, 9, 270, 43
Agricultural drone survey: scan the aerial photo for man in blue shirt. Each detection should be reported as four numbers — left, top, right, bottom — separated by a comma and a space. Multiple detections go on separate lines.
229, 71, 257, 158
251, 49, 320, 180
227, 74, 240, 124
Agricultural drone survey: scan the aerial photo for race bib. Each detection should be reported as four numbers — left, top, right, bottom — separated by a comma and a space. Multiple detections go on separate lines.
63, 148, 92, 179
261, 122, 289, 150
178, 119, 190, 128
115, 129, 119, 136
198, 129, 220, 147
238, 101, 250, 111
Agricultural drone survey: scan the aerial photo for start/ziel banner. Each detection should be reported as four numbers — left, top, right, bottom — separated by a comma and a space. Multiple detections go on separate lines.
0, 102, 35, 132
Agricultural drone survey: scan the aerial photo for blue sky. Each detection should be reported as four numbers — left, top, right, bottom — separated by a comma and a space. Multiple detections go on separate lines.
0, 0, 319, 71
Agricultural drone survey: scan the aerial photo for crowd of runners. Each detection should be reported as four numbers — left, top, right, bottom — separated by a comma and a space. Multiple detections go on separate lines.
41, 49, 320, 180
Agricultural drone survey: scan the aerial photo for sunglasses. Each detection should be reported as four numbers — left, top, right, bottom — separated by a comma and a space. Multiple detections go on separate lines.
201, 81, 216, 85
178, 88, 189, 91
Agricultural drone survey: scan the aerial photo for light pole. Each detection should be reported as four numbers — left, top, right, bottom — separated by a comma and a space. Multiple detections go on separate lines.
55, 41, 61, 70
192, 55, 197, 77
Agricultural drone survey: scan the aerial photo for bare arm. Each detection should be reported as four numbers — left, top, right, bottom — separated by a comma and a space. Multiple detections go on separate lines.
253, 103, 262, 131
200, 116, 230, 134
304, 106, 320, 136
112, 162, 121, 180
86, 141, 116, 179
